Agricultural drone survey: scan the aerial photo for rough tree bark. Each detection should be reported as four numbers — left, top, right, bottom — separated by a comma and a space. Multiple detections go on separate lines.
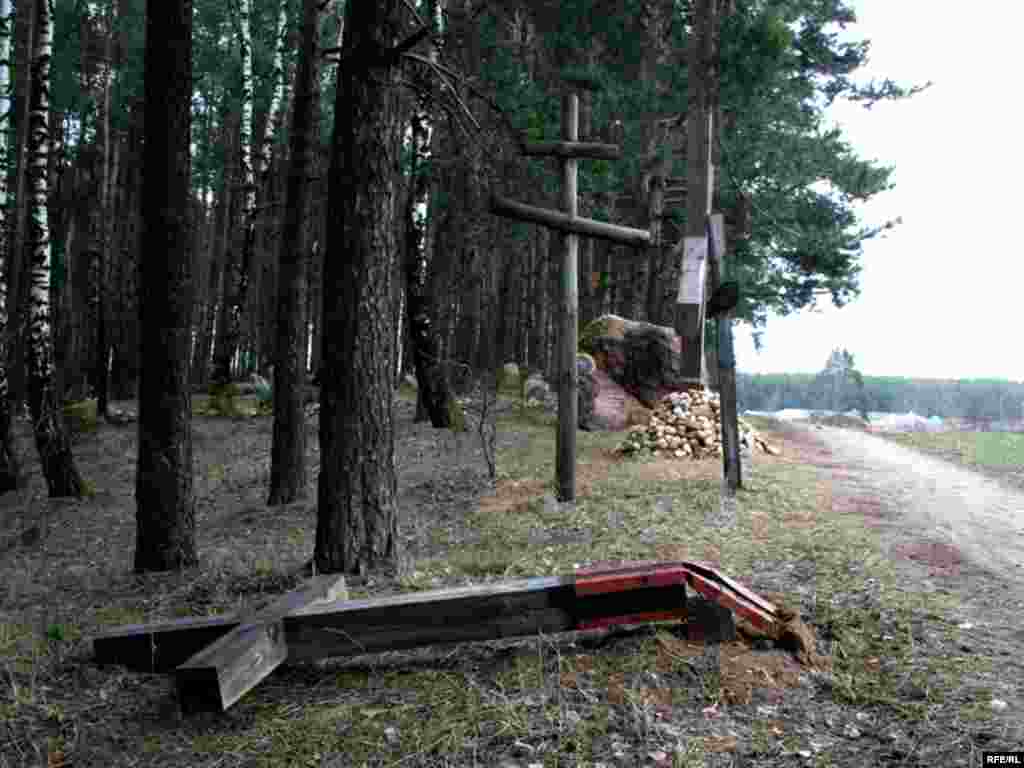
134, 0, 197, 571
267, 0, 320, 506
315, 0, 402, 576
92, 0, 118, 419
110, 108, 141, 401
6, 0, 34, 409
211, 0, 256, 385
0, 0, 21, 492
403, 84, 453, 427
26, 0, 82, 498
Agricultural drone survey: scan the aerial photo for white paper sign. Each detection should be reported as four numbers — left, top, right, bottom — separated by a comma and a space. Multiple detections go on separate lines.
677, 236, 707, 304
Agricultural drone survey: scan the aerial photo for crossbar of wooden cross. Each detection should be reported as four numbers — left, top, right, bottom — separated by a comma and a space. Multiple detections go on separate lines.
92, 560, 780, 715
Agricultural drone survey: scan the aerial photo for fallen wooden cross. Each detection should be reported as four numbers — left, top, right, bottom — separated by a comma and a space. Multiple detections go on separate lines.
93, 561, 780, 715
175, 574, 347, 712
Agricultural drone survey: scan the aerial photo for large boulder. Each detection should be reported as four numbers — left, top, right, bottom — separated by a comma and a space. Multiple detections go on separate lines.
581, 314, 688, 408
588, 367, 651, 431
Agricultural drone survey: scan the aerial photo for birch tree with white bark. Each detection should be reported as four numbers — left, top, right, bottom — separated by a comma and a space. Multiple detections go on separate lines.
26, 0, 82, 497
212, 0, 256, 384
0, 0, 21, 492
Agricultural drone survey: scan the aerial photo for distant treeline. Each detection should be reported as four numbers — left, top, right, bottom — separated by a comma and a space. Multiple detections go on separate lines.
735, 373, 1024, 424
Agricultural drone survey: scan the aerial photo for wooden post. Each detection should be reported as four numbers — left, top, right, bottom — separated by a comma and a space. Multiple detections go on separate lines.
556, 93, 579, 502
676, 0, 716, 383
489, 83, 648, 503
707, 213, 741, 492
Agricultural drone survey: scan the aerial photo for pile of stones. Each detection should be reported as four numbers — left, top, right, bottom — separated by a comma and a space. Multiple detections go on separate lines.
617, 389, 780, 459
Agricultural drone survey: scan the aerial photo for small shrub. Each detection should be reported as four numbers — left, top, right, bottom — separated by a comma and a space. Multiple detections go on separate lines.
254, 379, 274, 415
253, 377, 273, 405
206, 383, 241, 417
63, 400, 99, 437
448, 398, 467, 432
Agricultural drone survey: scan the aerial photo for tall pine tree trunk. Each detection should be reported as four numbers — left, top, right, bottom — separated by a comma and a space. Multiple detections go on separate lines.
134, 0, 196, 571
267, 0, 319, 506
315, 0, 402, 576
111, 103, 143, 401
0, 0, 20, 492
94, 1, 118, 417
212, 2, 256, 387
26, 0, 81, 498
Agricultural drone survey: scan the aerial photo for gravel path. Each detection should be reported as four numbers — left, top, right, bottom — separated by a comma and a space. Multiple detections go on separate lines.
771, 421, 1024, 736
805, 425, 1024, 592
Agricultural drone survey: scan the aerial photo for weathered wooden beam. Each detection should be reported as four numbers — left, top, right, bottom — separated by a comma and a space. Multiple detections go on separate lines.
283, 573, 687, 659
93, 560, 781, 720
489, 194, 651, 248
521, 140, 621, 160
93, 565, 693, 673
174, 575, 347, 713
708, 213, 742, 493
556, 93, 580, 503
560, 69, 604, 92
92, 580, 349, 674
94, 614, 241, 674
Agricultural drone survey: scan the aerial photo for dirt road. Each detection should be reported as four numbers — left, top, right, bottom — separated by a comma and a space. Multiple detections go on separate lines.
801, 424, 1024, 590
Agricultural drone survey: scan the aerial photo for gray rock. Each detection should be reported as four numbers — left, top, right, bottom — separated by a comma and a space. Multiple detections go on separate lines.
524, 373, 551, 403
500, 362, 521, 388
577, 353, 598, 430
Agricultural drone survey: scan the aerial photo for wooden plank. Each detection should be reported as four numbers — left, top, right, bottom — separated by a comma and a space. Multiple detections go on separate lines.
284, 576, 686, 660
94, 567, 694, 673
560, 69, 604, 92
708, 213, 741, 493
94, 560, 785, 716
94, 576, 576, 672
574, 561, 691, 596
521, 140, 621, 160
490, 194, 651, 248
556, 92, 580, 503
174, 575, 347, 713
94, 615, 239, 673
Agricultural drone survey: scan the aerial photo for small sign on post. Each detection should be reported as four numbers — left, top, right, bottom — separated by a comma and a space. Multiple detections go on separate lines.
678, 237, 708, 304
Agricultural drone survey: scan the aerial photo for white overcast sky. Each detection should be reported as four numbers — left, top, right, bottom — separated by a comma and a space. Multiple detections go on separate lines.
732, 1, 1023, 382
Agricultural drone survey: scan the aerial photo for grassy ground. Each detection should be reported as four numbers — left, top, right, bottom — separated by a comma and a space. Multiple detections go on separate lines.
0, 389, 1019, 766
872, 428, 1024, 493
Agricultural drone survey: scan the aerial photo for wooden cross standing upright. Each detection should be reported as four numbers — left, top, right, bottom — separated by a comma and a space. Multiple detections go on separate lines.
490, 83, 651, 503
